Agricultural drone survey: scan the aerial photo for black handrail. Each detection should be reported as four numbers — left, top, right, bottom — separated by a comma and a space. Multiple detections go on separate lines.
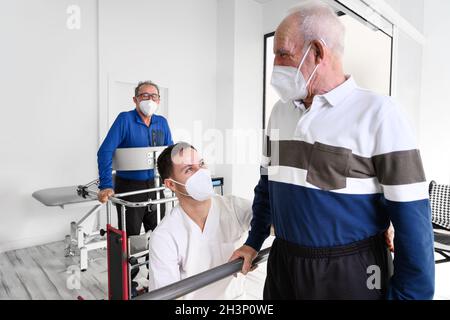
135, 247, 271, 300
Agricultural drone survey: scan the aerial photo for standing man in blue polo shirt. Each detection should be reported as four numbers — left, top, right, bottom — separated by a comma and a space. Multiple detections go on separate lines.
97, 80, 173, 236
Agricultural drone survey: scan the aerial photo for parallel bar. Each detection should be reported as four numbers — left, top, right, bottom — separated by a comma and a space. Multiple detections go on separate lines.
135, 247, 271, 300
84, 179, 100, 188
109, 196, 178, 208
130, 260, 149, 270
84, 186, 165, 199
121, 205, 126, 233
82, 188, 177, 208
106, 201, 111, 225
115, 187, 166, 198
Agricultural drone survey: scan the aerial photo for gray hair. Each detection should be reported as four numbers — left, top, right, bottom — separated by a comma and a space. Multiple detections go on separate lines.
286, 1, 345, 57
134, 80, 160, 97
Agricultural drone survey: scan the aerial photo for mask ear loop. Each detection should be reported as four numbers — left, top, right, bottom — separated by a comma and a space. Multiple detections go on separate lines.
302, 39, 327, 88
167, 178, 185, 187
167, 179, 191, 198
305, 64, 320, 88
294, 43, 313, 84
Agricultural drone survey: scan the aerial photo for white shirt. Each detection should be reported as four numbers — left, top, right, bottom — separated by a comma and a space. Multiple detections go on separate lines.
264, 75, 427, 202
148, 194, 252, 299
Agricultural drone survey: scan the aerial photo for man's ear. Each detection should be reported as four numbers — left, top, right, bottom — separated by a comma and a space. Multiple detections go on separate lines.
312, 39, 325, 64
133, 96, 138, 104
164, 178, 176, 192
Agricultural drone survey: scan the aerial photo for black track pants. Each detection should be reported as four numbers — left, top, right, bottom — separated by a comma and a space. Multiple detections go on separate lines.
263, 234, 394, 300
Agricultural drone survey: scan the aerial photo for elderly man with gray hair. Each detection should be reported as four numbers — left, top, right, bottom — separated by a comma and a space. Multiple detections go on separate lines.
230, 1, 434, 300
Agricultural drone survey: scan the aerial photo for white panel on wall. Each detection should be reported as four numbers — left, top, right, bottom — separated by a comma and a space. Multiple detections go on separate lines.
392, 27, 423, 135
264, 35, 277, 130
420, 0, 450, 184
330, 0, 393, 36
341, 14, 392, 96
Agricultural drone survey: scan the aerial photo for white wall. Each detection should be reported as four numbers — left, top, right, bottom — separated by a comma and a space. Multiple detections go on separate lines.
215, 0, 263, 200
262, 0, 300, 34
382, 0, 450, 184
215, 0, 236, 196
98, 0, 218, 147
0, 0, 219, 252
420, 0, 450, 183
390, 0, 424, 136
0, 0, 98, 252
231, 0, 264, 199
386, 0, 424, 32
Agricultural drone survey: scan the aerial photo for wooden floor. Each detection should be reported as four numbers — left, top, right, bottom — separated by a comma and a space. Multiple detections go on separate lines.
0, 240, 108, 300
0, 239, 269, 300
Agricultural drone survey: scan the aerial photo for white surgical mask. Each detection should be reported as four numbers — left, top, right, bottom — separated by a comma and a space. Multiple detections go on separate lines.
169, 168, 215, 201
139, 99, 158, 117
270, 40, 324, 103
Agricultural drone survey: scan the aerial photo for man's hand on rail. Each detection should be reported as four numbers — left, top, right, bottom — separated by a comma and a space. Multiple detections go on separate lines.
384, 223, 395, 253
228, 245, 258, 275
98, 188, 114, 203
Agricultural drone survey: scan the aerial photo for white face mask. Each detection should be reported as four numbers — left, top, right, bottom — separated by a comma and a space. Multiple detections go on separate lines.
139, 99, 158, 117
169, 168, 215, 201
270, 41, 322, 103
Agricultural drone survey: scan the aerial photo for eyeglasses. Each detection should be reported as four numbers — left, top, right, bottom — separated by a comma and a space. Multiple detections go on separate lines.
136, 93, 160, 101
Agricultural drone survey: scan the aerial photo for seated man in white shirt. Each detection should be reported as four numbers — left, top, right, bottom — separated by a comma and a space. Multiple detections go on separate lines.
148, 142, 252, 299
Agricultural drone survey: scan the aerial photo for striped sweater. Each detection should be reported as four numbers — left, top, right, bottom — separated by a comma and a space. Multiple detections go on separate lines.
245, 76, 435, 300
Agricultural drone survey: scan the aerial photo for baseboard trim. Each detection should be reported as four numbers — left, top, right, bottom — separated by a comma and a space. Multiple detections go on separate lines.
0, 232, 67, 253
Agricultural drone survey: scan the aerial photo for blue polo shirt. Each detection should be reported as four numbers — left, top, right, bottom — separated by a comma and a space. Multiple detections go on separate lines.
97, 109, 173, 190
